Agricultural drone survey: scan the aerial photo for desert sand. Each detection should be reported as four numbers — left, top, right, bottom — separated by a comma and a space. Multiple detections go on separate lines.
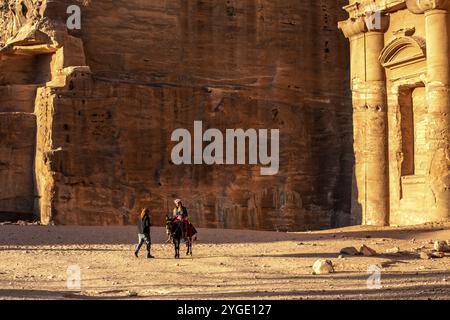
0, 222, 449, 300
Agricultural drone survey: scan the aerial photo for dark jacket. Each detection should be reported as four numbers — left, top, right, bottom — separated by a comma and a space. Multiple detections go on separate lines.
137, 215, 151, 235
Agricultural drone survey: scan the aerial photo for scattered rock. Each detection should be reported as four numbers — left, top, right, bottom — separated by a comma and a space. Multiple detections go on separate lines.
127, 291, 138, 297
419, 252, 431, 260
431, 252, 445, 258
312, 259, 334, 275
386, 247, 400, 254
339, 247, 359, 256
338, 255, 344, 259
359, 244, 377, 256
433, 240, 449, 252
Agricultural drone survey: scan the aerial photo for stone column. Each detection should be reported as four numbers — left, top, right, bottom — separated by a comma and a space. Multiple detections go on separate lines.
339, 13, 390, 226
407, 0, 450, 221
363, 29, 390, 226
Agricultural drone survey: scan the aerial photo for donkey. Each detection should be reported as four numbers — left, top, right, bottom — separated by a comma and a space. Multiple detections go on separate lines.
166, 216, 182, 258
166, 216, 197, 258
185, 221, 197, 256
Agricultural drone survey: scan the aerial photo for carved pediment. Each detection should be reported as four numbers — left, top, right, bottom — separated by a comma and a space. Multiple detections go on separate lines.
379, 36, 426, 69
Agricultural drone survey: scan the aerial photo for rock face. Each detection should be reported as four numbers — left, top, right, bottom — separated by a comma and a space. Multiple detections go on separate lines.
339, 0, 450, 226
2, 0, 351, 230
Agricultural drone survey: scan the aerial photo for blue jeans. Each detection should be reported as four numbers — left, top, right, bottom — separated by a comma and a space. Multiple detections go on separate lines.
135, 233, 151, 255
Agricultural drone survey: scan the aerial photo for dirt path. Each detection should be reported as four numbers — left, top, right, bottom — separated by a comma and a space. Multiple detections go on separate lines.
0, 223, 449, 300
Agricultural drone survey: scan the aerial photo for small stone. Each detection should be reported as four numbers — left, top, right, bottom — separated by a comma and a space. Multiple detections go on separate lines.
339, 247, 359, 256
431, 252, 445, 258
359, 244, 377, 256
127, 291, 138, 297
419, 252, 431, 260
312, 259, 334, 275
338, 255, 344, 259
433, 241, 449, 252
386, 247, 400, 254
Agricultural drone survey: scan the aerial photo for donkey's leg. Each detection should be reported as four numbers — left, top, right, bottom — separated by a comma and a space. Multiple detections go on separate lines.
176, 238, 180, 259
173, 238, 178, 259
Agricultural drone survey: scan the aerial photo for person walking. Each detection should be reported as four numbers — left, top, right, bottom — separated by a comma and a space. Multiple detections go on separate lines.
134, 208, 154, 259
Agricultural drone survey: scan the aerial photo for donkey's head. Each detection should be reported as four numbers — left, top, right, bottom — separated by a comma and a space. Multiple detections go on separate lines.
165, 215, 172, 234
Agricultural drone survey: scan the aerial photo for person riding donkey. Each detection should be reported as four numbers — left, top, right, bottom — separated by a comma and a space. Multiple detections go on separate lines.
173, 199, 189, 239
166, 199, 198, 243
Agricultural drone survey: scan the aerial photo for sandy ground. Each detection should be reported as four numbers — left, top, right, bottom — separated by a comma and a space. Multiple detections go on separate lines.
0, 222, 449, 300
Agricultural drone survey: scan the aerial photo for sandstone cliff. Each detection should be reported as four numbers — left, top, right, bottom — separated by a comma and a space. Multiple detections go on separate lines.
0, 0, 352, 230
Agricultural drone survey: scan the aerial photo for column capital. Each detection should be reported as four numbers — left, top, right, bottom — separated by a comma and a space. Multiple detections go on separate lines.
338, 15, 389, 39
338, 2, 389, 39
406, 0, 448, 13
338, 17, 367, 38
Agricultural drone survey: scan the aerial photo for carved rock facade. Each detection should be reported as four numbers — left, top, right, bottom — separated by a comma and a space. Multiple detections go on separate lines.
339, 0, 450, 225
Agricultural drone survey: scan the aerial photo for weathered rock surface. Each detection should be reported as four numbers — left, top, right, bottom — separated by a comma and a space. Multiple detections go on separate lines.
0, 0, 352, 230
